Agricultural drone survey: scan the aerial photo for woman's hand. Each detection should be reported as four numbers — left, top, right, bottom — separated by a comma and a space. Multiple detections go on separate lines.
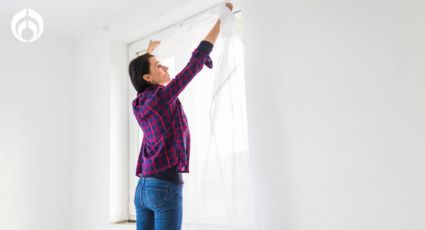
147, 40, 161, 54
225, 2, 233, 11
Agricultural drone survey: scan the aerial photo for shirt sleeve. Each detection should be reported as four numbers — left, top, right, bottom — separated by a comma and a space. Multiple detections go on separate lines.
157, 40, 214, 104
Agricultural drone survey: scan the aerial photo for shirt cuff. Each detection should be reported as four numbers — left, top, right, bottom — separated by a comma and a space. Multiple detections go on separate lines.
198, 40, 214, 54
191, 40, 214, 69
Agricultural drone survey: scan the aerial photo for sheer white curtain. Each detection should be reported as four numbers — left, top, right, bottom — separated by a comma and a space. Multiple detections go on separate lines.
128, 6, 257, 229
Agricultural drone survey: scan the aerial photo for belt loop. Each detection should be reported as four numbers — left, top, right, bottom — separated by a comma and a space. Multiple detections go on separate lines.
142, 177, 147, 186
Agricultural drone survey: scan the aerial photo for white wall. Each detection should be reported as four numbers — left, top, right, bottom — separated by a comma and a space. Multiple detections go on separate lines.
0, 24, 74, 230
243, 0, 425, 229
70, 28, 136, 230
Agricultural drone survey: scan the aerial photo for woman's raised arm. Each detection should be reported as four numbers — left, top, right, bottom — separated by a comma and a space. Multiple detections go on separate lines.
203, 2, 233, 44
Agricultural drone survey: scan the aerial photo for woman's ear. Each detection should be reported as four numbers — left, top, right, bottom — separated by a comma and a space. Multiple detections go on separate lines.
142, 74, 151, 82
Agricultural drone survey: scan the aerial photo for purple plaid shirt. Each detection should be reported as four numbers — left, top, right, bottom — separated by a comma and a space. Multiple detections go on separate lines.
132, 40, 214, 177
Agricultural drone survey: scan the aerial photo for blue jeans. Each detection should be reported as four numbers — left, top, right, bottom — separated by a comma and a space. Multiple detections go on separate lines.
134, 177, 183, 230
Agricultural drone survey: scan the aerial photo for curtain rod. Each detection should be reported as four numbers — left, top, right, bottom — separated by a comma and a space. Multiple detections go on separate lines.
128, 3, 242, 47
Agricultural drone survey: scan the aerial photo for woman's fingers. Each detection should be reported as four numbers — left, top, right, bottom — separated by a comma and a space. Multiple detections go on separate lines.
147, 40, 161, 53
149, 40, 161, 47
225, 2, 233, 11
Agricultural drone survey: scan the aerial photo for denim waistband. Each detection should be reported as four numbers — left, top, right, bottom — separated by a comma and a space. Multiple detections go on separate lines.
139, 176, 183, 187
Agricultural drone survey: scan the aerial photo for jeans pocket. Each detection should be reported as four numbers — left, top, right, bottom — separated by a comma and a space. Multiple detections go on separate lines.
145, 184, 169, 209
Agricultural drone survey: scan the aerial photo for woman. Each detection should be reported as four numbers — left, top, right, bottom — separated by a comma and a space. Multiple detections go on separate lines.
128, 3, 233, 230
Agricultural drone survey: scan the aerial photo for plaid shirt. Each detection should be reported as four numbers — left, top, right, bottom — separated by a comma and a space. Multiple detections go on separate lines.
132, 40, 214, 177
